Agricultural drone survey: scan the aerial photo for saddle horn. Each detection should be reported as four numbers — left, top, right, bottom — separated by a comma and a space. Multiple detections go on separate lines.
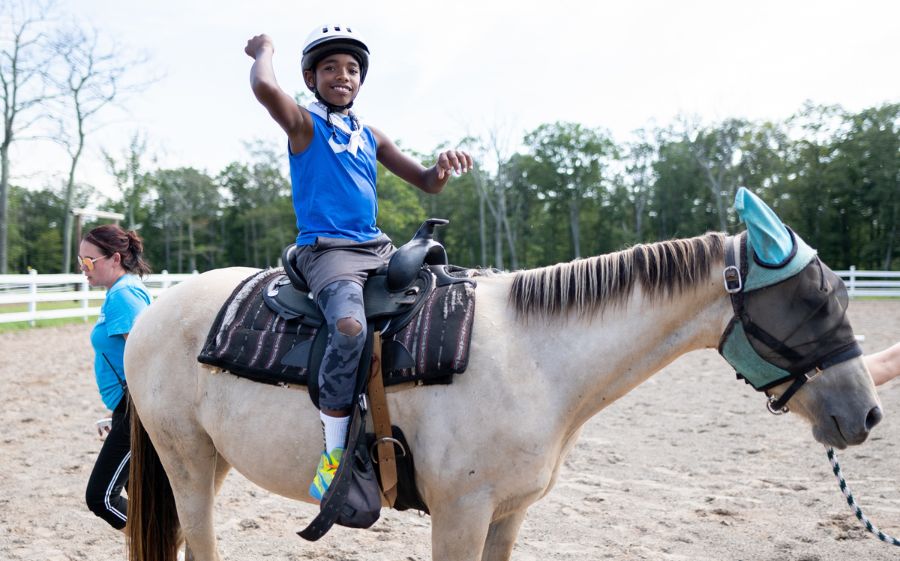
387, 218, 449, 291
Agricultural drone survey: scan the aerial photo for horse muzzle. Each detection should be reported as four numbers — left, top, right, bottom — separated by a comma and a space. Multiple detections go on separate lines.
813, 404, 882, 449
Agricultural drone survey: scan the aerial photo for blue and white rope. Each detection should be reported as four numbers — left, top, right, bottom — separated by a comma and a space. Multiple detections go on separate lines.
826, 447, 900, 546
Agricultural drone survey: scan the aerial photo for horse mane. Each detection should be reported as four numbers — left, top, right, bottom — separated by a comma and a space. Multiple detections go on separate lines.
509, 232, 726, 319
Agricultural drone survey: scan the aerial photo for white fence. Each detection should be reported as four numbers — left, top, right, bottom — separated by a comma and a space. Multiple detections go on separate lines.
0, 267, 898, 327
0, 270, 198, 325
836, 267, 900, 298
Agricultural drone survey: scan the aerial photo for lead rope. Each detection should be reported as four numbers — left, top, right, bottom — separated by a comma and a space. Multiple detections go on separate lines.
826, 446, 900, 546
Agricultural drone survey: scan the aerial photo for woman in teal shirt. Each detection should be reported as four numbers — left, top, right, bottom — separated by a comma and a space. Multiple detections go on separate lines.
79, 224, 151, 531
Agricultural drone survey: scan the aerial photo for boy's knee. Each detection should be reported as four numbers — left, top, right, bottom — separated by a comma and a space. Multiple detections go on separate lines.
336, 317, 363, 337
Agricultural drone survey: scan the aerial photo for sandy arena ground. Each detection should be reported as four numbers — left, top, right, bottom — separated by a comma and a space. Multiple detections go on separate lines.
0, 300, 898, 561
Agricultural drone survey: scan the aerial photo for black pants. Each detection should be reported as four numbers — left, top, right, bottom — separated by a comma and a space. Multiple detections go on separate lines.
85, 393, 130, 529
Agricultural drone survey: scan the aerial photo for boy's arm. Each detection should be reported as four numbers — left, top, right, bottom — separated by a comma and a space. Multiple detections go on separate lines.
370, 127, 473, 194
245, 34, 312, 153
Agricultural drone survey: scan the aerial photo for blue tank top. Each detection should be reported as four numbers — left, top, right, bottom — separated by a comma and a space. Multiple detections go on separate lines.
289, 111, 382, 245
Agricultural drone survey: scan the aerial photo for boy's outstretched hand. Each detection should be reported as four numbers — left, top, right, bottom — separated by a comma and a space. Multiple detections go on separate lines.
435, 149, 474, 180
245, 34, 274, 59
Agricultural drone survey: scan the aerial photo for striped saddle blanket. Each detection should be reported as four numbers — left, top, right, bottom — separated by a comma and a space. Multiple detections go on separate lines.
197, 268, 476, 388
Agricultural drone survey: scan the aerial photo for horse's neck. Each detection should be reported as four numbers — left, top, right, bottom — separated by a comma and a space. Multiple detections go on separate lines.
507, 272, 732, 431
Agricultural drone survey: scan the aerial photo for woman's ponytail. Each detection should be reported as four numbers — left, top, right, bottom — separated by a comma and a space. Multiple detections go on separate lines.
84, 224, 152, 278
124, 229, 152, 278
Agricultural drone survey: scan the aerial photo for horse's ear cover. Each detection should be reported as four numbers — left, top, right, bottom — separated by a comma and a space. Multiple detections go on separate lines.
719, 190, 862, 392
735, 187, 794, 267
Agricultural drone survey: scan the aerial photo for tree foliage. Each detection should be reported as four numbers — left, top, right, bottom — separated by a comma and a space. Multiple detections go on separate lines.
0, 0, 57, 273
5, 99, 898, 274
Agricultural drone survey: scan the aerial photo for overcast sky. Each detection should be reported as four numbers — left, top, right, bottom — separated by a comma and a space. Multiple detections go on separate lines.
13, 0, 900, 197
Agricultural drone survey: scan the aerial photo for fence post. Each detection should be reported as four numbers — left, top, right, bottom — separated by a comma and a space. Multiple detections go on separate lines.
848, 265, 857, 298
161, 270, 171, 289
28, 269, 38, 327
81, 277, 90, 322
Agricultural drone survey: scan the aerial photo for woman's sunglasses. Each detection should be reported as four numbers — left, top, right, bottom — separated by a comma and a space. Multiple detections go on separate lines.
77, 255, 109, 272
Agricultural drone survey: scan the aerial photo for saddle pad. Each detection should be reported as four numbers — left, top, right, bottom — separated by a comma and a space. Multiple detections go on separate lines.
198, 269, 315, 386
197, 268, 477, 388
383, 279, 476, 385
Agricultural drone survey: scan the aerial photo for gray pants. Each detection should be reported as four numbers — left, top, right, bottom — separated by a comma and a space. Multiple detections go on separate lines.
295, 235, 394, 299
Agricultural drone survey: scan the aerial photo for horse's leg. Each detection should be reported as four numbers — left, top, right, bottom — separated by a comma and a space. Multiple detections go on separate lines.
180, 455, 230, 561
480, 509, 528, 561
161, 434, 229, 561
430, 498, 494, 561
212, 452, 232, 492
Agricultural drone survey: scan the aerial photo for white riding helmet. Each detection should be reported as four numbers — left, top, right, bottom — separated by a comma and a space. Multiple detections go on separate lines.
301, 24, 370, 86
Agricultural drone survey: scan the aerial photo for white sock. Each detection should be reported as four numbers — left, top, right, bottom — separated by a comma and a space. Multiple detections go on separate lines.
320, 411, 350, 454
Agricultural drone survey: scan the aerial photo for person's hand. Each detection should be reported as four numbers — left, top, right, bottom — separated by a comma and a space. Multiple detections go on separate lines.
245, 34, 274, 60
96, 418, 112, 439
435, 149, 474, 180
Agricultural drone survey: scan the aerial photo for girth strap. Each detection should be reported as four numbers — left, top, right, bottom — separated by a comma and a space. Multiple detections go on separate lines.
368, 332, 398, 507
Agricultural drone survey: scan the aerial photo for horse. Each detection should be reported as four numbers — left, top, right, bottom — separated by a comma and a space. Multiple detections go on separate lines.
124, 189, 882, 561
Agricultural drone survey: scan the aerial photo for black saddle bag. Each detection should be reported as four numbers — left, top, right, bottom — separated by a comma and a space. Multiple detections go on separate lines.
333, 410, 382, 529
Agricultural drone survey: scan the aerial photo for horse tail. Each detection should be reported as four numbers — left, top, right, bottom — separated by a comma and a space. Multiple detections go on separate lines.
127, 399, 183, 561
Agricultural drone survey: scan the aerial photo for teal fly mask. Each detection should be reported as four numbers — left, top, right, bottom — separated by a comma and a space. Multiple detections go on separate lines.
717, 188, 862, 413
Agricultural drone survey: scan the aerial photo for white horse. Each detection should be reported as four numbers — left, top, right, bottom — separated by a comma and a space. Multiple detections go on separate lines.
124, 199, 882, 561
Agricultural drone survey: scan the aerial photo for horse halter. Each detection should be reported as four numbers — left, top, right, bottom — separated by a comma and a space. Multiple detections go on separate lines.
717, 231, 863, 414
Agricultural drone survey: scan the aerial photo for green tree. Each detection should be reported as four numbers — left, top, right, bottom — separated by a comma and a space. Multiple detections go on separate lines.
103, 131, 150, 229
51, 24, 152, 273
651, 133, 709, 238
146, 168, 221, 272
524, 122, 616, 260
682, 118, 752, 232
622, 129, 658, 242
376, 164, 428, 243
0, 0, 57, 273
776, 103, 846, 247
831, 104, 899, 269
8, 183, 93, 273
218, 142, 293, 268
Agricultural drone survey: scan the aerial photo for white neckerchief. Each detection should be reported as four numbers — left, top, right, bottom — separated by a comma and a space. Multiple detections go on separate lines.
307, 102, 365, 156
